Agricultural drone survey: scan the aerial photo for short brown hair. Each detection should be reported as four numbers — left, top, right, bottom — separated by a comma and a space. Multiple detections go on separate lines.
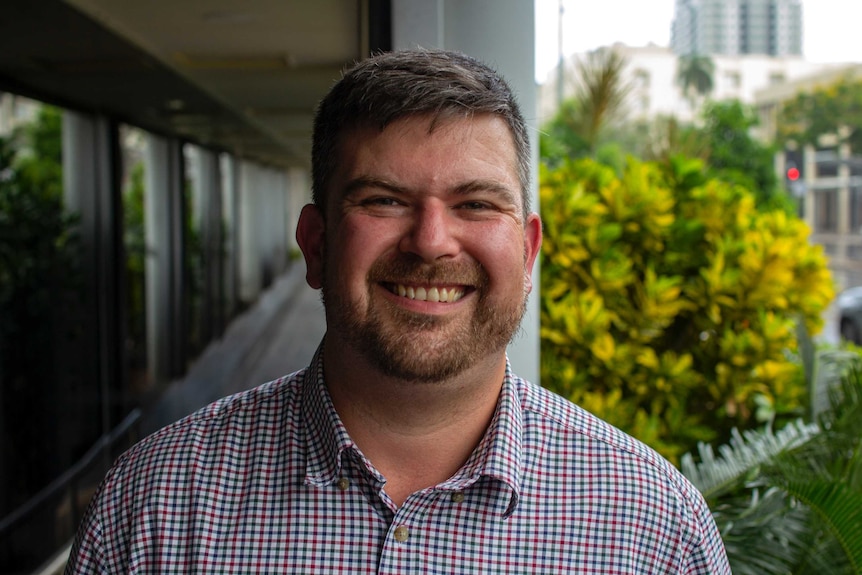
311, 49, 531, 217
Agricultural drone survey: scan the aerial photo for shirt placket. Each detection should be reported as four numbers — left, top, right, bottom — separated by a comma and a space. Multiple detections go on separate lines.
376, 488, 469, 575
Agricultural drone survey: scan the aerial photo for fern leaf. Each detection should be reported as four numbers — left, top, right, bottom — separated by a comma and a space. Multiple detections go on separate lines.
681, 419, 820, 499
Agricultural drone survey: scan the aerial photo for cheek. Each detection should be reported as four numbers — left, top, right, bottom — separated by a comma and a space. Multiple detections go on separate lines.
469, 232, 528, 290
330, 218, 396, 282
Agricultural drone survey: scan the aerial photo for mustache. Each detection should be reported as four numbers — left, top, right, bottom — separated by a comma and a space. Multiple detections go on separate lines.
367, 255, 488, 288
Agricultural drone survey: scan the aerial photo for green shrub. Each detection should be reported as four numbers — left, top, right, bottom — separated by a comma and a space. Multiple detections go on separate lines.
540, 156, 835, 462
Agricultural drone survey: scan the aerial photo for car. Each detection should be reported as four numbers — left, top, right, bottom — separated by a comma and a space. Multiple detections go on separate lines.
838, 286, 862, 344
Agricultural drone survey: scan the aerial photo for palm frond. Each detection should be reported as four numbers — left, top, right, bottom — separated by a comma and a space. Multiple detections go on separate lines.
681, 419, 820, 500
769, 475, 862, 574
717, 488, 813, 575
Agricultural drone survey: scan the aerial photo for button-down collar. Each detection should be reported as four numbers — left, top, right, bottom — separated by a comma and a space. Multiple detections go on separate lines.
301, 342, 522, 515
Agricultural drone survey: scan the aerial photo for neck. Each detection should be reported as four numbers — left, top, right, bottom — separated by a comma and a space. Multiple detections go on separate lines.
322, 336, 506, 506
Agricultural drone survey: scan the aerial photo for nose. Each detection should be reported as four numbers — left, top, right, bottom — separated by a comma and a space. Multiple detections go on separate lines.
398, 202, 461, 262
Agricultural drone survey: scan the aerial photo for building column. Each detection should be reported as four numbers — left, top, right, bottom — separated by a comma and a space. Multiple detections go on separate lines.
144, 135, 185, 384
803, 144, 816, 233
238, 160, 263, 303
391, 0, 540, 384
261, 167, 285, 284
838, 142, 851, 235
287, 167, 311, 256
221, 154, 240, 319
62, 111, 123, 436
191, 147, 224, 341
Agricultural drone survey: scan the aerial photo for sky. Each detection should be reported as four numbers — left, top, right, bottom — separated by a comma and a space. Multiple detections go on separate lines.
535, 0, 862, 83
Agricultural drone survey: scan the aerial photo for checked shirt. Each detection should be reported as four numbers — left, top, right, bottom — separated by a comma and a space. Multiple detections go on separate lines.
66, 344, 730, 574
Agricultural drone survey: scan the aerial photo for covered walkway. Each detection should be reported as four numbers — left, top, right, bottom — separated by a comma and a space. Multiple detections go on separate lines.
140, 263, 325, 436
0, 2, 538, 571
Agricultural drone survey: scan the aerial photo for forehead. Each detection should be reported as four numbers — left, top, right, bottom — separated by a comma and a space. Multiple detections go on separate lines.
332, 114, 520, 190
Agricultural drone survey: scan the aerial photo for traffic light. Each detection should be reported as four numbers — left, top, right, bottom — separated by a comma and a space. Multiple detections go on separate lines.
786, 165, 800, 181
785, 149, 803, 182
784, 149, 804, 197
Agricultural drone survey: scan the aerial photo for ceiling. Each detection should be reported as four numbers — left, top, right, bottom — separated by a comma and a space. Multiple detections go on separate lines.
0, 0, 387, 168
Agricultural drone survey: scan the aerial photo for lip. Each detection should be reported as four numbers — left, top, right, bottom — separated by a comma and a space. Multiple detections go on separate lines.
386, 282, 466, 302
379, 282, 473, 309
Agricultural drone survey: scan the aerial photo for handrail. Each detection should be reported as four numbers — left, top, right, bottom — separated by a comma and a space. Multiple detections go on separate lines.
0, 407, 142, 538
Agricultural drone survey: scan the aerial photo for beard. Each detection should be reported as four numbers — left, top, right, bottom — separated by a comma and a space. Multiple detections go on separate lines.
321, 254, 527, 383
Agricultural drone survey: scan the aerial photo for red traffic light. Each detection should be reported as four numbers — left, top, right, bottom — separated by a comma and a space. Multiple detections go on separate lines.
787, 167, 800, 181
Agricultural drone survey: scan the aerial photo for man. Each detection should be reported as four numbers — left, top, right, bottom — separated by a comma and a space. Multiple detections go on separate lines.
66, 49, 730, 574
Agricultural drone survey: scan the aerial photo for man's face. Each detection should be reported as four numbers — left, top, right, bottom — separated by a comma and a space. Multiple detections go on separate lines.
298, 114, 541, 382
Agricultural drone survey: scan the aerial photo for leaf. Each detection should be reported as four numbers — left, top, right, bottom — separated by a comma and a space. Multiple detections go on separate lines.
681, 420, 820, 500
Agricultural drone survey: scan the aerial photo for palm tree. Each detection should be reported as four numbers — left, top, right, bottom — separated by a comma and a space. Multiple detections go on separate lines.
540, 47, 631, 167
683, 343, 862, 574
676, 54, 714, 111
572, 47, 631, 153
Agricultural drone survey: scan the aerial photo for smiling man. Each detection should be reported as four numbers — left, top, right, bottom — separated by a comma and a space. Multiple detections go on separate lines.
65, 49, 730, 574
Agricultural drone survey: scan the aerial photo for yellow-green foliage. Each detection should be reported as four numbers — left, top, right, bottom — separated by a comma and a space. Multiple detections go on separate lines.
540, 156, 835, 462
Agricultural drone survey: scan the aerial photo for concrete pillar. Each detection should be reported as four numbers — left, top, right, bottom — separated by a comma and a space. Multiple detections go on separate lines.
804, 144, 816, 232
262, 167, 282, 283
191, 146, 224, 341
392, 0, 540, 384
144, 134, 185, 383
62, 111, 122, 437
287, 167, 311, 256
221, 154, 239, 319
272, 168, 290, 277
238, 160, 263, 302
838, 142, 851, 236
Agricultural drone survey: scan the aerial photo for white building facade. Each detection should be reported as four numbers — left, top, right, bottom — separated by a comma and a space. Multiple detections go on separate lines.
540, 43, 837, 126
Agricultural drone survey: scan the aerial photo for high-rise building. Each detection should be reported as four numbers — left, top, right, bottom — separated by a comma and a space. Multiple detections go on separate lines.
671, 0, 802, 57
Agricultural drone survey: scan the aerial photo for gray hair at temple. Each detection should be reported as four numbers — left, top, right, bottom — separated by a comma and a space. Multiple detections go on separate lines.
311, 49, 532, 219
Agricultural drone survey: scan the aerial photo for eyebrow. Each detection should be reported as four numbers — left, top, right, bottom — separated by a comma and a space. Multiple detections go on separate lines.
341, 176, 407, 198
342, 175, 519, 206
453, 179, 519, 206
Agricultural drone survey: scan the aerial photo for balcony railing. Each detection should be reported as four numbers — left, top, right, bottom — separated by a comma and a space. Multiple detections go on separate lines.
0, 408, 141, 575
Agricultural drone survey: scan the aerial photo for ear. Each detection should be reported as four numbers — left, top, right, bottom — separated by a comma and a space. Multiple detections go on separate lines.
522, 212, 542, 294
296, 203, 326, 289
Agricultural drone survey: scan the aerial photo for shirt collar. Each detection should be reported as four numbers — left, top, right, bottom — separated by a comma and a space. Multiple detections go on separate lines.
301, 342, 524, 515
302, 342, 356, 487
439, 360, 523, 516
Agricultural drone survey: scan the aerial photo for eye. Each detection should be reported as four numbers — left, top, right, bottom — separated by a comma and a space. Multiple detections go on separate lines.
458, 200, 493, 211
362, 196, 402, 207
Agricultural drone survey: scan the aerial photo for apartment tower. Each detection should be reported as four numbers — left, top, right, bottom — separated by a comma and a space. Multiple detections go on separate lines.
671, 0, 802, 57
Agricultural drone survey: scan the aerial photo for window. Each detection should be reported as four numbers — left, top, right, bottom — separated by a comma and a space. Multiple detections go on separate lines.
814, 189, 838, 233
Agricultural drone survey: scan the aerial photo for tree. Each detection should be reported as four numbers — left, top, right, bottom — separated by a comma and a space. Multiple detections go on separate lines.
779, 75, 862, 154
540, 156, 835, 461
540, 47, 631, 167
0, 105, 79, 512
699, 100, 792, 212
683, 344, 862, 574
599, 101, 794, 213
632, 114, 710, 164
676, 54, 715, 109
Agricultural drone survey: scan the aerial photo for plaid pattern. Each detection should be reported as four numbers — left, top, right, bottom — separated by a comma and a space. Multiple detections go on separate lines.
66, 344, 730, 574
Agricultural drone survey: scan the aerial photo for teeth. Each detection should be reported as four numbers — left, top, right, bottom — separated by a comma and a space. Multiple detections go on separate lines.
392, 284, 464, 302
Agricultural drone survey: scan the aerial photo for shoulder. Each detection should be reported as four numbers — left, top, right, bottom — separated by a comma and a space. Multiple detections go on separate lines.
67, 370, 309, 571
516, 377, 711, 520
98, 369, 308, 503
513, 378, 729, 573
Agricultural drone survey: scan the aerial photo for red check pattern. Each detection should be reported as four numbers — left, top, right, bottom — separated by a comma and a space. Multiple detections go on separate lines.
66, 344, 730, 574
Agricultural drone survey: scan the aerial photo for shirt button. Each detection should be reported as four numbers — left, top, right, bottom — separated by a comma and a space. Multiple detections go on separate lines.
393, 525, 410, 542
451, 491, 465, 503
336, 477, 350, 491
